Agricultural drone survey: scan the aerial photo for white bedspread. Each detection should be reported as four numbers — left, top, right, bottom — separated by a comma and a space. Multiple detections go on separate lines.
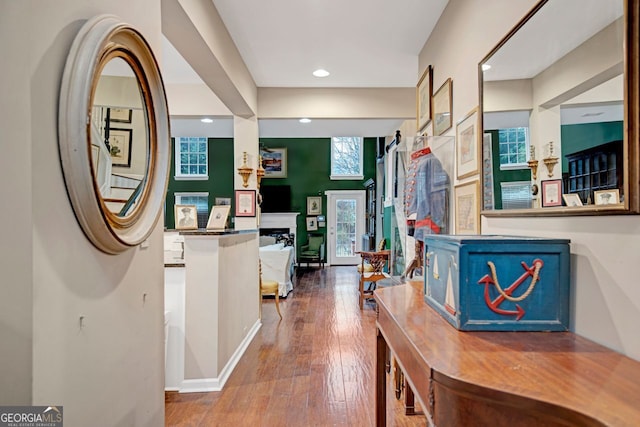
259, 244, 295, 297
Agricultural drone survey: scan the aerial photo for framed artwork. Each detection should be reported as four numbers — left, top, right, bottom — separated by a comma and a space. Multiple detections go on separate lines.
206, 205, 231, 230
454, 180, 480, 235
416, 65, 433, 132
175, 204, 198, 230
317, 215, 326, 227
594, 189, 620, 205
482, 133, 495, 210
306, 216, 318, 231
261, 148, 287, 178
541, 179, 562, 207
456, 107, 480, 179
562, 193, 583, 207
215, 197, 231, 206
108, 128, 132, 167
307, 196, 322, 215
109, 107, 132, 123
235, 189, 256, 217
432, 78, 453, 136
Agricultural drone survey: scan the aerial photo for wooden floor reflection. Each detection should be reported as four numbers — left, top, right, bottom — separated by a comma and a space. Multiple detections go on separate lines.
165, 266, 426, 427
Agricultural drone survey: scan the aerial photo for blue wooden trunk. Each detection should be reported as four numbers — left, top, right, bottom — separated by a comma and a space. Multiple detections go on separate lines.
423, 235, 570, 331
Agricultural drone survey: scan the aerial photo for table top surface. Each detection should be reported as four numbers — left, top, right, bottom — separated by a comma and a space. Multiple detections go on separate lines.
375, 283, 640, 426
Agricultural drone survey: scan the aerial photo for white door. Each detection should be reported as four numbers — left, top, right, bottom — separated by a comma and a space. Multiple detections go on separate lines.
326, 190, 366, 265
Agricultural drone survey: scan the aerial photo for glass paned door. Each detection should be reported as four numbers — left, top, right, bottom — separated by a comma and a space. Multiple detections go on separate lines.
326, 190, 365, 265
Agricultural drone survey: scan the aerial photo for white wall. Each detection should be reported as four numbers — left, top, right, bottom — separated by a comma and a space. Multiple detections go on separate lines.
418, 0, 640, 360
0, 1, 166, 424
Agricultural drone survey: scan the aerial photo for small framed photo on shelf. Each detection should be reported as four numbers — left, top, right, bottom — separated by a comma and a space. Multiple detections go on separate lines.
175, 205, 198, 230
562, 193, 583, 207
456, 107, 480, 180
307, 196, 322, 215
454, 180, 480, 235
416, 65, 433, 132
432, 78, 453, 136
541, 179, 562, 207
206, 205, 231, 230
594, 189, 620, 205
306, 216, 318, 231
235, 190, 256, 217
261, 148, 287, 178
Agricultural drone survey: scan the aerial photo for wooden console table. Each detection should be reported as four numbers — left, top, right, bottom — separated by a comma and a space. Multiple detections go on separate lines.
375, 283, 640, 426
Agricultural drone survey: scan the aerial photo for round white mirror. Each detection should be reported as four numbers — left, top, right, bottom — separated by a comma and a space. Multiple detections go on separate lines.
59, 15, 170, 254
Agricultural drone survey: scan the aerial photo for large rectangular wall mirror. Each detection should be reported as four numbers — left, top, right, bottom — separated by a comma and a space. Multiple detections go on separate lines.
479, 0, 639, 216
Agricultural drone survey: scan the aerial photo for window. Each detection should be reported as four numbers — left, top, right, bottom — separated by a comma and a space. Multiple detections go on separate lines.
331, 137, 363, 179
175, 137, 208, 180
175, 192, 209, 228
498, 127, 528, 170
500, 181, 532, 209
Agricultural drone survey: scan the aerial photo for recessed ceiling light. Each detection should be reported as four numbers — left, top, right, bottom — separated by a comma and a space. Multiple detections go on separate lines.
312, 69, 330, 77
481, 64, 491, 71
299, 118, 312, 124
200, 118, 213, 123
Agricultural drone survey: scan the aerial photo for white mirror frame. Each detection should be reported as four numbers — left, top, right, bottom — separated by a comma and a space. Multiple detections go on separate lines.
59, 15, 170, 254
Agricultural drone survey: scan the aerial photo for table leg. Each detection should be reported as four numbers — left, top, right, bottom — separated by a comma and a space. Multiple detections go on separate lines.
405, 378, 416, 415
376, 328, 387, 427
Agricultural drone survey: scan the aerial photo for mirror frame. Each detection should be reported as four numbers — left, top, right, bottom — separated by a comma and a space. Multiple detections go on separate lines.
59, 15, 170, 253
479, 0, 639, 216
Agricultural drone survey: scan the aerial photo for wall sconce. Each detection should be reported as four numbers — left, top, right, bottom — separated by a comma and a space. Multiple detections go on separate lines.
543, 141, 558, 178
256, 155, 265, 189
237, 151, 253, 188
527, 145, 538, 180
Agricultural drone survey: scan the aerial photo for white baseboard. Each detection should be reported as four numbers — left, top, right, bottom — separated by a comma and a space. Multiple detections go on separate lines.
178, 319, 262, 393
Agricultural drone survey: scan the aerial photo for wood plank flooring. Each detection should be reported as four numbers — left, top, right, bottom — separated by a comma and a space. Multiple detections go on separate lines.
165, 266, 426, 427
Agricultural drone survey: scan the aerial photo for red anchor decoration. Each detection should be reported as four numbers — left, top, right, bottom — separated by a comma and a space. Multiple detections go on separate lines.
477, 259, 544, 321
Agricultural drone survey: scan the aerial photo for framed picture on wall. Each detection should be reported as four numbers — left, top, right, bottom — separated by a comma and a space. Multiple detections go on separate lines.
109, 107, 132, 123
261, 148, 287, 178
235, 190, 256, 217
454, 180, 480, 235
456, 107, 480, 180
306, 216, 318, 231
541, 179, 562, 207
307, 196, 322, 215
432, 78, 453, 136
108, 128, 132, 167
416, 65, 433, 132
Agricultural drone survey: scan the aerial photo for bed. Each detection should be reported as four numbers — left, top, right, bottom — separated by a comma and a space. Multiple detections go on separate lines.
259, 236, 295, 297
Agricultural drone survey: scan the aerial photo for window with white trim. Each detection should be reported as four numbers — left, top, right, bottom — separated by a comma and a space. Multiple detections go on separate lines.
331, 137, 363, 180
175, 137, 208, 180
500, 181, 532, 210
498, 127, 529, 170
175, 192, 209, 228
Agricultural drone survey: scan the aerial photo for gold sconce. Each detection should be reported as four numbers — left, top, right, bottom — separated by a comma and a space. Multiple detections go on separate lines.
542, 141, 558, 178
237, 151, 253, 188
527, 145, 539, 180
256, 155, 265, 189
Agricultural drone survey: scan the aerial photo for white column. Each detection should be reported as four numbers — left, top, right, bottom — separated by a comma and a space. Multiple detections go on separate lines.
233, 115, 260, 230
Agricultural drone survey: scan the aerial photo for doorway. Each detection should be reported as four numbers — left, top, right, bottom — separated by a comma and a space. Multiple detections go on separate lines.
326, 190, 365, 265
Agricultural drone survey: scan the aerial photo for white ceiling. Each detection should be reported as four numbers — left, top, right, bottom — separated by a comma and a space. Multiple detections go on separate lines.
162, 0, 450, 137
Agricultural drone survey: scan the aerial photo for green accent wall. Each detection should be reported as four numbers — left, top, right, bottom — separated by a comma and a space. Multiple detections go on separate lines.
260, 137, 377, 255
486, 129, 530, 209
560, 121, 623, 172
165, 138, 235, 228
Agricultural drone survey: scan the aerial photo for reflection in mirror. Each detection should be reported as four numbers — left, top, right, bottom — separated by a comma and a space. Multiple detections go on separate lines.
480, 0, 630, 213
92, 57, 149, 217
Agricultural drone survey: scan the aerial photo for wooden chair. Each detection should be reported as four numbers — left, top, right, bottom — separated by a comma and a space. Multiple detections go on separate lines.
259, 260, 282, 319
356, 239, 390, 310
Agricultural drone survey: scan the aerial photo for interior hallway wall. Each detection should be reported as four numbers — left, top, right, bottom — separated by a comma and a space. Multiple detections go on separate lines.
418, 0, 639, 360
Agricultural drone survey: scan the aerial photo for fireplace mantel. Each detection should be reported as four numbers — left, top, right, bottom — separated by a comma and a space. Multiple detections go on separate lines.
260, 213, 300, 262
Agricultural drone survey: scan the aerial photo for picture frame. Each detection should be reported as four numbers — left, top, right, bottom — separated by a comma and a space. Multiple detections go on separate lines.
215, 197, 231, 206
456, 107, 480, 180
261, 148, 287, 178
175, 204, 198, 230
562, 193, 583, 207
307, 196, 322, 215
454, 180, 480, 235
108, 128, 132, 167
235, 189, 256, 217
432, 78, 453, 136
416, 65, 433, 132
317, 214, 326, 228
594, 189, 620, 205
541, 179, 563, 207
206, 205, 231, 230
109, 107, 132, 123
306, 216, 318, 231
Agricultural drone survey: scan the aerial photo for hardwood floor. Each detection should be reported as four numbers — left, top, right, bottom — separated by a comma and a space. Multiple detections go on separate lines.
165, 266, 426, 427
